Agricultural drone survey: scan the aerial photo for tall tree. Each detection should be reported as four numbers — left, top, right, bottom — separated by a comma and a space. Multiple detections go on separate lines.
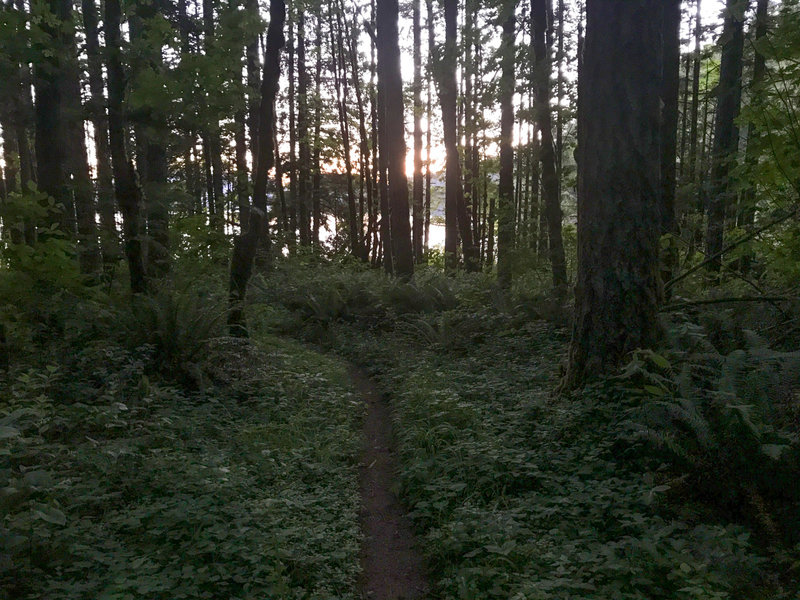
687, 0, 703, 186
412, 0, 424, 261
33, 0, 71, 234
705, 0, 749, 272
133, 0, 170, 277
739, 0, 769, 273
376, 0, 413, 276
61, 0, 100, 274
531, 0, 567, 295
297, 12, 311, 246
106, 0, 147, 293
229, 0, 286, 333
496, 1, 515, 286
563, 0, 664, 389
82, 0, 120, 269
660, 0, 682, 285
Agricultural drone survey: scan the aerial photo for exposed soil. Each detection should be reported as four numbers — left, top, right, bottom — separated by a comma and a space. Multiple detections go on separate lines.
351, 367, 429, 600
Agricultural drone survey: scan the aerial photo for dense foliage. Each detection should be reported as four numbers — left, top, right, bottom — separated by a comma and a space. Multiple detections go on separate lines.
257, 262, 800, 599
0, 272, 364, 599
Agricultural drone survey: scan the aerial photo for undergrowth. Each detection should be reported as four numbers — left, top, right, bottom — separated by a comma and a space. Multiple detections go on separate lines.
255, 261, 800, 599
1, 283, 364, 599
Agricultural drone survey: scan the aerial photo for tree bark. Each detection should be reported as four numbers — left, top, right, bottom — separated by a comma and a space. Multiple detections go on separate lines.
229, 0, 286, 334
497, 3, 515, 287
297, 12, 311, 247
687, 0, 702, 185
531, 0, 567, 295
34, 0, 71, 235
659, 0, 682, 290
739, 0, 769, 274
82, 0, 120, 269
424, 0, 434, 255
705, 0, 749, 273
106, 0, 147, 293
331, 12, 358, 256
376, 0, 413, 277
412, 0, 424, 262
563, 0, 664, 390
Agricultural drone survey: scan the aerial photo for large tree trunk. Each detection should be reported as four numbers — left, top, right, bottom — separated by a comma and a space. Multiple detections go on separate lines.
106, 0, 147, 294
376, 0, 413, 277
659, 0, 682, 288
705, 0, 749, 273
496, 3, 515, 287
424, 0, 434, 255
438, 0, 477, 271
531, 0, 567, 295
134, 0, 170, 278
60, 0, 100, 275
34, 0, 71, 235
412, 0, 424, 262
563, 0, 664, 390
739, 0, 769, 274
228, 0, 286, 334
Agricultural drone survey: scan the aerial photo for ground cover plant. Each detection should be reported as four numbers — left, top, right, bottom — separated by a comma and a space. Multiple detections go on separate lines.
255, 262, 800, 599
0, 292, 364, 599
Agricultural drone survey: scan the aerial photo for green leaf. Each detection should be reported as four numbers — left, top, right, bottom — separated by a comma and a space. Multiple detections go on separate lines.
648, 353, 671, 370
643, 385, 667, 397
0, 425, 19, 440
761, 444, 788, 460
32, 503, 66, 525
24, 470, 54, 489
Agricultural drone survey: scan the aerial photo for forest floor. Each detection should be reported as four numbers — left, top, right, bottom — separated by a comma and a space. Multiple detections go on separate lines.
3, 263, 799, 599
352, 367, 429, 599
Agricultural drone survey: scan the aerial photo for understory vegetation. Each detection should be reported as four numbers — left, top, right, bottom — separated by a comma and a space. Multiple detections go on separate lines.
255, 261, 800, 599
0, 270, 364, 600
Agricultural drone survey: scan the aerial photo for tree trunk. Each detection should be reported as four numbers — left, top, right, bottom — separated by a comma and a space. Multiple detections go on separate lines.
563, 0, 664, 390
134, 0, 170, 277
82, 0, 120, 269
287, 19, 298, 249
438, 0, 476, 271
376, 0, 413, 277
412, 0, 424, 262
60, 1, 100, 274
424, 0, 434, 254
497, 3, 515, 287
34, 0, 71, 235
687, 0, 703, 185
531, 0, 567, 295
312, 12, 323, 248
739, 0, 769, 274
331, 12, 358, 256
297, 13, 312, 246
106, 0, 147, 293
705, 0, 749, 273
229, 0, 286, 334
660, 0, 682, 289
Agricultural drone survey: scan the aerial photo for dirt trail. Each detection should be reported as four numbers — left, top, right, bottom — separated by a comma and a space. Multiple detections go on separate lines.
351, 367, 429, 600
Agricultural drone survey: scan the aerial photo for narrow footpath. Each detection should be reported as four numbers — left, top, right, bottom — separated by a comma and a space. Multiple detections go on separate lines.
351, 368, 429, 600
